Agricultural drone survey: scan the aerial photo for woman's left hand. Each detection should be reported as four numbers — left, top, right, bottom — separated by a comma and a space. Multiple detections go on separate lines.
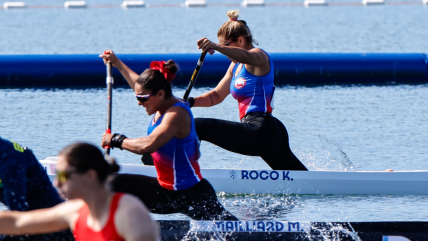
197, 37, 218, 53
101, 133, 113, 148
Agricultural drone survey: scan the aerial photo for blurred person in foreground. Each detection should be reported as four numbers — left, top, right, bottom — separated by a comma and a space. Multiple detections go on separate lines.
0, 142, 159, 241
0, 137, 74, 241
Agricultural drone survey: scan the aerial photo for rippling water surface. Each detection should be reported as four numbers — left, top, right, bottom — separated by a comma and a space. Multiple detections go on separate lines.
1, 0, 427, 54
1, 0, 428, 225
1, 85, 427, 221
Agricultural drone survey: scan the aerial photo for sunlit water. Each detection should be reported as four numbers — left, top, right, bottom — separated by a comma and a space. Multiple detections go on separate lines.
1, 85, 427, 221
1, 0, 427, 54
1, 0, 428, 227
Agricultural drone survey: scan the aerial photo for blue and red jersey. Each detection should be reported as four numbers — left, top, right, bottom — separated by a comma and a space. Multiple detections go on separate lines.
148, 102, 202, 191
230, 49, 275, 120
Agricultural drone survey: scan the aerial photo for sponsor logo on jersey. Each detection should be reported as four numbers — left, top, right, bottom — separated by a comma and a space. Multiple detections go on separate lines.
11, 141, 24, 153
235, 77, 246, 89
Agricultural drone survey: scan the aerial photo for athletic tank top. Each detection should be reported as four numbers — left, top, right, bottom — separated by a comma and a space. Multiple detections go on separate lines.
148, 101, 202, 191
73, 193, 125, 241
230, 49, 275, 119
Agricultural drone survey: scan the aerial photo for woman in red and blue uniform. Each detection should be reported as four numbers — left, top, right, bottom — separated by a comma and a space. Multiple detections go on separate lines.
100, 58, 237, 220
191, 10, 308, 171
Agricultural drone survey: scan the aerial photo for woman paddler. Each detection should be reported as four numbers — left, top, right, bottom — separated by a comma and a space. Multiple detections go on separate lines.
98, 58, 237, 220
0, 142, 159, 241
188, 10, 308, 171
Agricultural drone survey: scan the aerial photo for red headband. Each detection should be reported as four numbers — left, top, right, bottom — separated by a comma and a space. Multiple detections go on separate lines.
150, 61, 175, 82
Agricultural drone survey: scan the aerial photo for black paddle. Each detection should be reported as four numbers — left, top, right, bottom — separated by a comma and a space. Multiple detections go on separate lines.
104, 50, 113, 158
183, 50, 214, 100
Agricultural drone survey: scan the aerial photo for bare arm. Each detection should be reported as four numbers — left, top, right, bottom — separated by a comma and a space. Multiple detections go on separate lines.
100, 50, 140, 91
193, 62, 234, 107
102, 105, 191, 154
0, 200, 83, 235
197, 37, 269, 67
115, 195, 160, 241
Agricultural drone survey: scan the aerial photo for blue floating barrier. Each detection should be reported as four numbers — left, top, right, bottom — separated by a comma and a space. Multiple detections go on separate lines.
0, 53, 426, 87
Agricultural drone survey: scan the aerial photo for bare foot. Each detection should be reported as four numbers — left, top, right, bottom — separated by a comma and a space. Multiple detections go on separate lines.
384, 169, 393, 172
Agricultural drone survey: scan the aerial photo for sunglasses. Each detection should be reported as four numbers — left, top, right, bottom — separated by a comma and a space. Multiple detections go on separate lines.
55, 170, 82, 184
135, 94, 151, 103
224, 40, 237, 46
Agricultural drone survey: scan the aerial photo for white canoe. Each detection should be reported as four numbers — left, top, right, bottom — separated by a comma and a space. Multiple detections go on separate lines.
40, 157, 428, 195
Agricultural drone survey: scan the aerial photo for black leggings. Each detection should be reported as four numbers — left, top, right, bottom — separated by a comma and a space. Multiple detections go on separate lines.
195, 115, 308, 171
111, 174, 237, 220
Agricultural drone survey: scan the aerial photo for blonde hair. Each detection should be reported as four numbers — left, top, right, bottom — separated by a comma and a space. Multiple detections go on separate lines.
217, 10, 257, 45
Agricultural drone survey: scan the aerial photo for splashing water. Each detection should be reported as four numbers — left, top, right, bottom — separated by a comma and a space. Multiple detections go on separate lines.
293, 122, 357, 171
217, 193, 303, 221
316, 133, 356, 171
307, 222, 362, 241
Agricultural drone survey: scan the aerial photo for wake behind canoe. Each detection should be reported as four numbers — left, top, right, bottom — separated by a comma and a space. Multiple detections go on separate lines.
40, 158, 428, 195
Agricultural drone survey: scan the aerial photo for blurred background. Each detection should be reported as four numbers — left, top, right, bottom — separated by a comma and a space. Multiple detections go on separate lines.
0, 0, 427, 54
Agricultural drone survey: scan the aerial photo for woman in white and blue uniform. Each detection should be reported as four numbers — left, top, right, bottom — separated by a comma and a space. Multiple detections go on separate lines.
190, 10, 308, 171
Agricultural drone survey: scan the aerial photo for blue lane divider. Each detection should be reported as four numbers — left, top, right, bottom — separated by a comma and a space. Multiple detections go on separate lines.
0, 53, 427, 87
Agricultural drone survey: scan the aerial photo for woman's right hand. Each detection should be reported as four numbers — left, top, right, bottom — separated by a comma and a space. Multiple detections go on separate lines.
99, 50, 121, 68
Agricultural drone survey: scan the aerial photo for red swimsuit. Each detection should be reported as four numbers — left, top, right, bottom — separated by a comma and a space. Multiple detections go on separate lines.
73, 193, 126, 241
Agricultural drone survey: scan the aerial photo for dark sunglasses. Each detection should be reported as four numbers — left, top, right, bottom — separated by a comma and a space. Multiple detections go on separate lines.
224, 40, 237, 46
55, 170, 82, 184
135, 94, 151, 103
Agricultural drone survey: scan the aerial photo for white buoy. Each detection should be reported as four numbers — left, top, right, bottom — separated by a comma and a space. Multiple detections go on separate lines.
362, 0, 384, 5
184, 0, 207, 7
64, 1, 87, 8
304, 0, 327, 6
3, 2, 26, 9
242, 0, 265, 7
121, 1, 145, 8
422, 0, 427, 4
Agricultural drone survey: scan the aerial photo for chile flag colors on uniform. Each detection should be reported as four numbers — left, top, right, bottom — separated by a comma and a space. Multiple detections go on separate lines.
230, 49, 275, 119
148, 102, 202, 191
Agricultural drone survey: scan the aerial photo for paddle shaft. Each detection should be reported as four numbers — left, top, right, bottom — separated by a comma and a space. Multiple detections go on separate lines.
105, 62, 113, 156
183, 51, 207, 100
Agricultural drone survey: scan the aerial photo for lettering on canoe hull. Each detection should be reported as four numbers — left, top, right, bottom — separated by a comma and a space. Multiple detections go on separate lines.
240, 170, 294, 181
190, 221, 307, 232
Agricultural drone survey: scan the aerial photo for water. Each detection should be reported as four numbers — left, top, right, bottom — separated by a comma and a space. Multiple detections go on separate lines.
1, 0, 428, 226
1, 85, 428, 222
0, 0, 427, 54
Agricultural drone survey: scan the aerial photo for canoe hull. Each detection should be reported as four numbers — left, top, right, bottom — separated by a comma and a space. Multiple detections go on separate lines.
158, 221, 426, 241
40, 159, 428, 195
